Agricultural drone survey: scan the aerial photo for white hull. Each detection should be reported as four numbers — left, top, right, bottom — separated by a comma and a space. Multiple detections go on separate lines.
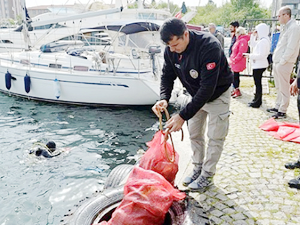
0, 52, 160, 106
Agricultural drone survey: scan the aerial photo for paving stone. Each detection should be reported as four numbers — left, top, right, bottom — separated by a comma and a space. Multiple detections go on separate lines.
210, 209, 224, 217
280, 205, 296, 214
232, 220, 248, 225
222, 207, 236, 215
220, 215, 233, 223
231, 212, 247, 220
264, 203, 279, 211
223, 200, 235, 208
260, 211, 272, 218
226, 193, 238, 200
290, 216, 300, 222
259, 219, 270, 225
221, 223, 231, 225
273, 211, 287, 220
248, 204, 264, 211
269, 197, 284, 204
213, 202, 227, 211
245, 218, 255, 225
269, 220, 286, 225
209, 215, 223, 224
213, 193, 226, 201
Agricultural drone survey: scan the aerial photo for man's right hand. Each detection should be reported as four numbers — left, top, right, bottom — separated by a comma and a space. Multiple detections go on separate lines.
152, 100, 168, 118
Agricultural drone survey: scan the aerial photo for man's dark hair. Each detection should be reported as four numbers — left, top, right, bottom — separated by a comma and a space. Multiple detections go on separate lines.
160, 18, 187, 44
230, 21, 239, 28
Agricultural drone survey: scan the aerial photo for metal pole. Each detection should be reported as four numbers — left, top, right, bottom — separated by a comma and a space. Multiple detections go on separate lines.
20, 0, 31, 50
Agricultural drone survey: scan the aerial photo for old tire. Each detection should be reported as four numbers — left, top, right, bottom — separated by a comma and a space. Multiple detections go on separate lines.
66, 187, 124, 225
103, 164, 134, 190
63, 187, 188, 225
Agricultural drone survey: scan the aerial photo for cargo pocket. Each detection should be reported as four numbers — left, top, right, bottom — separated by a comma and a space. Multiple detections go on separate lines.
208, 111, 231, 140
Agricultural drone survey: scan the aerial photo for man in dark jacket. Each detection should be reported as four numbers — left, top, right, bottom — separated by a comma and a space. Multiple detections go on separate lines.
152, 18, 233, 191
286, 67, 300, 189
229, 21, 239, 57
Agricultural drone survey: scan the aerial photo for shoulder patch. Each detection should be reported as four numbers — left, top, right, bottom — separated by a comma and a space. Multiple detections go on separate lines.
206, 62, 216, 70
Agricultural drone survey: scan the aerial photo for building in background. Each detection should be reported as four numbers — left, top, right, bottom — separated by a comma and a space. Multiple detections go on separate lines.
272, 0, 300, 18
281, 0, 300, 17
0, 0, 22, 20
27, 2, 114, 18
0, 1, 113, 22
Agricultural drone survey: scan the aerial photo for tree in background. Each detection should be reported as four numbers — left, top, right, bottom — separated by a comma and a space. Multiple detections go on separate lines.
190, 0, 271, 27
155, 2, 180, 16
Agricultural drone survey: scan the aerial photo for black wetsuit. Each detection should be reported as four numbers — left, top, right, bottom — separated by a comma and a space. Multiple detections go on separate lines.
30, 148, 60, 158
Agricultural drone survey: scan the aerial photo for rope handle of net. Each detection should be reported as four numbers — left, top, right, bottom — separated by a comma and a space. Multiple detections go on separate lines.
158, 108, 184, 163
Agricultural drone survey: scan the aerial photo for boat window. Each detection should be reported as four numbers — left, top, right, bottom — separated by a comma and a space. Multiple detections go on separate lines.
53, 24, 66, 28
1, 40, 13, 44
34, 24, 53, 30
74, 66, 89, 71
60, 35, 76, 41
49, 64, 62, 69
138, 13, 156, 20
20, 59, 30, 65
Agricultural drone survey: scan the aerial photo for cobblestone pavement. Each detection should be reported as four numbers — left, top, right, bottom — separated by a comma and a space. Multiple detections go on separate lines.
173, 77, 300, 225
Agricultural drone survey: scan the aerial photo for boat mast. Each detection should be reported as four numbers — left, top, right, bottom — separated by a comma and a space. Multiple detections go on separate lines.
20, 0, 32, 50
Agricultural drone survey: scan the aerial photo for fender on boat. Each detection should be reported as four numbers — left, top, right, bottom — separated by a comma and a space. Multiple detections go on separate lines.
24, 74, 31, 93
53, 78, 60, 99
5, 71, 12, 90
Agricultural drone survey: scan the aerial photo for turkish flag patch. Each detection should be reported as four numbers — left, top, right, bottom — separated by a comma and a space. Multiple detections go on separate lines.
206, 62, 216, 70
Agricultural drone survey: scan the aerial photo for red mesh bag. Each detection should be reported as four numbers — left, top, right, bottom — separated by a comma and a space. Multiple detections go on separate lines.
139, 130, 179, 184
99, 166, 186, 225
259, 118, 279, 131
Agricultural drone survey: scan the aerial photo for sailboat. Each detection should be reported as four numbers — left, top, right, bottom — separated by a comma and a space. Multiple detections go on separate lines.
0, 1, 173, 106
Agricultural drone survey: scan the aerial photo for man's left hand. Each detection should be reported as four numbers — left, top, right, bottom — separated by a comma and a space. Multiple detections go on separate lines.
290, 78, 299, 96
165, 114, 185, 133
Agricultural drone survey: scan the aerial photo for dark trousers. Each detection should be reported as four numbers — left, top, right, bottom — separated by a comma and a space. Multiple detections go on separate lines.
251, 68, 266, 106
233, 72, 240, 89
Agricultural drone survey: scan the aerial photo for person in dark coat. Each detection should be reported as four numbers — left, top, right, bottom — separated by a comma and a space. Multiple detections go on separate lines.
286, 68, 300, 189
228, 21, 239, 57
152, 18, 233, 191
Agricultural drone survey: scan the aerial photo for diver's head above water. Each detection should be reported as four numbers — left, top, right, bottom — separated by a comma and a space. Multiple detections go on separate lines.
29, 141, 60, 158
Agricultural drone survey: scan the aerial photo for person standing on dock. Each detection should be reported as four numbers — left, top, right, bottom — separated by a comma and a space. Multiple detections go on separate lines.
243, 23, 271, 108
152, 18, 233, 191
286, 65, 300, 189
208, 23, 224, 49
267, 6, 300, 119
229, 27, 250, 98
229, 21, 239, 58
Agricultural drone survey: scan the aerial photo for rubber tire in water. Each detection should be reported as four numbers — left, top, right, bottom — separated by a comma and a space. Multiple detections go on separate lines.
103, 164, 134, 190
67, 186, 124, 225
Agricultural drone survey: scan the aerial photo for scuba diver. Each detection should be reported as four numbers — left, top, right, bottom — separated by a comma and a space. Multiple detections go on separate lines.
29, 141, 61, 158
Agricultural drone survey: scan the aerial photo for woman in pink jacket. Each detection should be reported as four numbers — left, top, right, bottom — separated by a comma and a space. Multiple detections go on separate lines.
229, 27, 250, 97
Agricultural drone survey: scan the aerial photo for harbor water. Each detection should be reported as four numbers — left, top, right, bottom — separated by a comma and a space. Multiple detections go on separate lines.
0, 93, 164, 224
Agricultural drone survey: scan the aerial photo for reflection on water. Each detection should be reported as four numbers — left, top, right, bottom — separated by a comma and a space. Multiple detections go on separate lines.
0, 94, 166, 224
